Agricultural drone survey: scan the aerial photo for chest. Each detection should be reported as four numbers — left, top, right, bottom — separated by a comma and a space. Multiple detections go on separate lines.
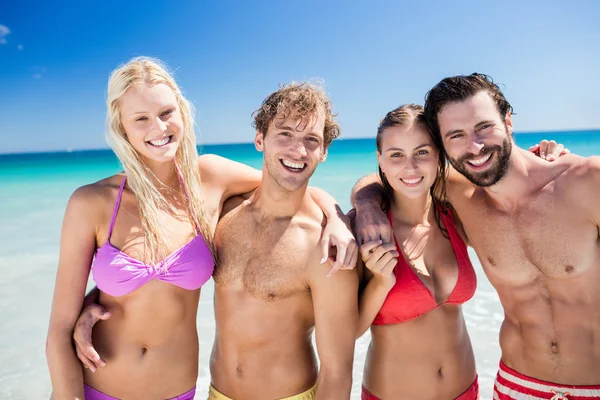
213, 209, 317, 299
393, 221, 463, 304
453, 188, 597, 281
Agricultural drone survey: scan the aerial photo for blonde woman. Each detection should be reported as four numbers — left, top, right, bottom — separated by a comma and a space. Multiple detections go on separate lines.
46, 57, 355, 400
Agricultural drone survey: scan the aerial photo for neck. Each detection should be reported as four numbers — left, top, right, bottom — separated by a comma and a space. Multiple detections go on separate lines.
481, 147, 538, 209
250, 174, 308, 219
144, 158, 180, 191
389, 191, 431, 226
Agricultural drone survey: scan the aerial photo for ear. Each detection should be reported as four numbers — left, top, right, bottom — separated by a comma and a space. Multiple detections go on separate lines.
505, 111, 513, 135
320, 146, 328, 162
377, 150, 383, 171
254, 130, 264, 152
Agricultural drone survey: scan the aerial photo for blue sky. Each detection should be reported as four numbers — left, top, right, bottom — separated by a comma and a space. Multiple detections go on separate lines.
1, 0, 599, 154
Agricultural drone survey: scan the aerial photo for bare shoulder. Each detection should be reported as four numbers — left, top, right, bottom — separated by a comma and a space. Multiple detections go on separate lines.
69, 175, 123, 214
555, 155, 600, 218
445, 167, 476, 204
555, 155, 600, 187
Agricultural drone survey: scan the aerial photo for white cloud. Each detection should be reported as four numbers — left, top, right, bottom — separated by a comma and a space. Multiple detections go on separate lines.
0, 25, 10, 44
17, 44, 23, 50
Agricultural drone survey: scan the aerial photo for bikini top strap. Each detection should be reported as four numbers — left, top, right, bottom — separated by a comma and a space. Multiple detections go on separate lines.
437, 204, 468, 258
107, 175, 127, 240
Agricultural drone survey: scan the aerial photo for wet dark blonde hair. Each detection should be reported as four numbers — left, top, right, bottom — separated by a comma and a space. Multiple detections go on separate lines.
252, 81, 340, 148
376, 104, 450, 235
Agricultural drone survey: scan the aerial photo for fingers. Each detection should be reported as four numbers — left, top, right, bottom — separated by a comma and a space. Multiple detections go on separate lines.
320, 235, 330, 264
340, 240, 357, 270
528, 144, 540, 154
561, 147, 571, 155
76, 347, 97, 373
381, 224, 393, 244
365, 248, 398, 273
538, 139, 549, 159
359, 241, 383, 260
546, 142, 563, 161
327, 244, 347, 277
73, 304, 110, 369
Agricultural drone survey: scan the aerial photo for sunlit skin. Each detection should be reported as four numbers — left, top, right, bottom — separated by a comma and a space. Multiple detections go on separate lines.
434, 91, 600, 384
257, 114, 327, 193
120, 83, 184, 170
210, 113, 357, 400
358, 124, 477, 399
377, 123, 439, 199
439, 91, 512, 187
51, 80, 358, 399
47, 83, 266, 399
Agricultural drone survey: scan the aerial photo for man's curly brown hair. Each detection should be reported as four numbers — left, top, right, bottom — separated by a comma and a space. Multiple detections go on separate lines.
252, 81, 341, 148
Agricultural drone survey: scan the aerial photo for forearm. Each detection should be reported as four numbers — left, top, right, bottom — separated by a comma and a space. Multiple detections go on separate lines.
315, 368, 353, 400
357, 278, 393, 338
46, 331, 85, 399
308, 186, 344, 219
350, 173, 385, 210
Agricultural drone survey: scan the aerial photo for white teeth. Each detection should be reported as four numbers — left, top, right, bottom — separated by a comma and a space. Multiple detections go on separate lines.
282, 160, 305, 169
401, 177, 423, 184
149, 137, 170, 146
468, 153, 492, 166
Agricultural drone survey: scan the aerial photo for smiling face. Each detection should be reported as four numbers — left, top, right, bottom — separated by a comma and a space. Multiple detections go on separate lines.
438, 91, 513, 187
377, 123, 439, 199
255, 112, 327, 192
119, 83, 184, 165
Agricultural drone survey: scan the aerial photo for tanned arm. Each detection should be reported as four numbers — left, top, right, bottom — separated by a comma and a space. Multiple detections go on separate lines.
350, 173, 392, 245
46, 186, 100, 399
308, 242, 359, 399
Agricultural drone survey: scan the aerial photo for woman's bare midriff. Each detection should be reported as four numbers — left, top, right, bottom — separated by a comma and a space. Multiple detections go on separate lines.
83, 281, 201, 399
364, 305, 476, 400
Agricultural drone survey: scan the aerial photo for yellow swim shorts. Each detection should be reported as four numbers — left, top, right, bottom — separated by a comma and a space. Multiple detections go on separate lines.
207, 383, 317, 400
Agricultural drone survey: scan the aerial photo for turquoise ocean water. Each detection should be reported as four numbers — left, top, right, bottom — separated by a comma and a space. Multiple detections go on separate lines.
0, 131, 599, 399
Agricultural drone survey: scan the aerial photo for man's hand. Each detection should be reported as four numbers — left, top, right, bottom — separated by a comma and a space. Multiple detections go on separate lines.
353, 203, 392, 247
529, 139, 570, 161
73, 304, 111, 372
321, 213, 358, 277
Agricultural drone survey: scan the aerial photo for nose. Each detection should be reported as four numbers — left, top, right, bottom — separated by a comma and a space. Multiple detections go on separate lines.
404, 155, 419, 173
290, 141, 307, 158
154, 116, 167, 133
467, 139, 485, 155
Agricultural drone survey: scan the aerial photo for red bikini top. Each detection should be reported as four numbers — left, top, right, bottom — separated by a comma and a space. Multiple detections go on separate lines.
372, 207, 476, 325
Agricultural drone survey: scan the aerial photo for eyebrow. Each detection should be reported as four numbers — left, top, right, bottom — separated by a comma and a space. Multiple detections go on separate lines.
276, 125, 322, 136
444, 120, 495, 138
129, 105, 177, 116
385, 144, 433, 152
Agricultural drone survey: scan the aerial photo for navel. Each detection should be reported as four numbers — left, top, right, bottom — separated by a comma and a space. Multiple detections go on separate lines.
141, 346, 148, 357
550, 341, 559, 354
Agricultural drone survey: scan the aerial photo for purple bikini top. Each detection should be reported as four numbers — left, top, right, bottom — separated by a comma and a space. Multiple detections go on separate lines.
92, 176, 214, 297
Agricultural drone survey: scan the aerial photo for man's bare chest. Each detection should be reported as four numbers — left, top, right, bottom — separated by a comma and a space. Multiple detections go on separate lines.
454, 194, 597, 280
213, 212, 317, 299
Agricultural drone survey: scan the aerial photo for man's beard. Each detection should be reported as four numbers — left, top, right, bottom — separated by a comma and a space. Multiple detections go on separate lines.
449, 137, 512, 187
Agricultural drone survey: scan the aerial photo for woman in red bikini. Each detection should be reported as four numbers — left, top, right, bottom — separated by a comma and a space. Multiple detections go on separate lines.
357, 104, 479, 400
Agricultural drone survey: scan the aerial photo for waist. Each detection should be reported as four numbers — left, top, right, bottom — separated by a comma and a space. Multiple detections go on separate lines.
83, 339, 199, 399
499, 318, 600, 384
365, 322, 475, 397
210, 337, 317, 398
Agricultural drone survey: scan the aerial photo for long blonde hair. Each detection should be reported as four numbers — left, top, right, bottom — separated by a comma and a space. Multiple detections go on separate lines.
106, 56, 212, 265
